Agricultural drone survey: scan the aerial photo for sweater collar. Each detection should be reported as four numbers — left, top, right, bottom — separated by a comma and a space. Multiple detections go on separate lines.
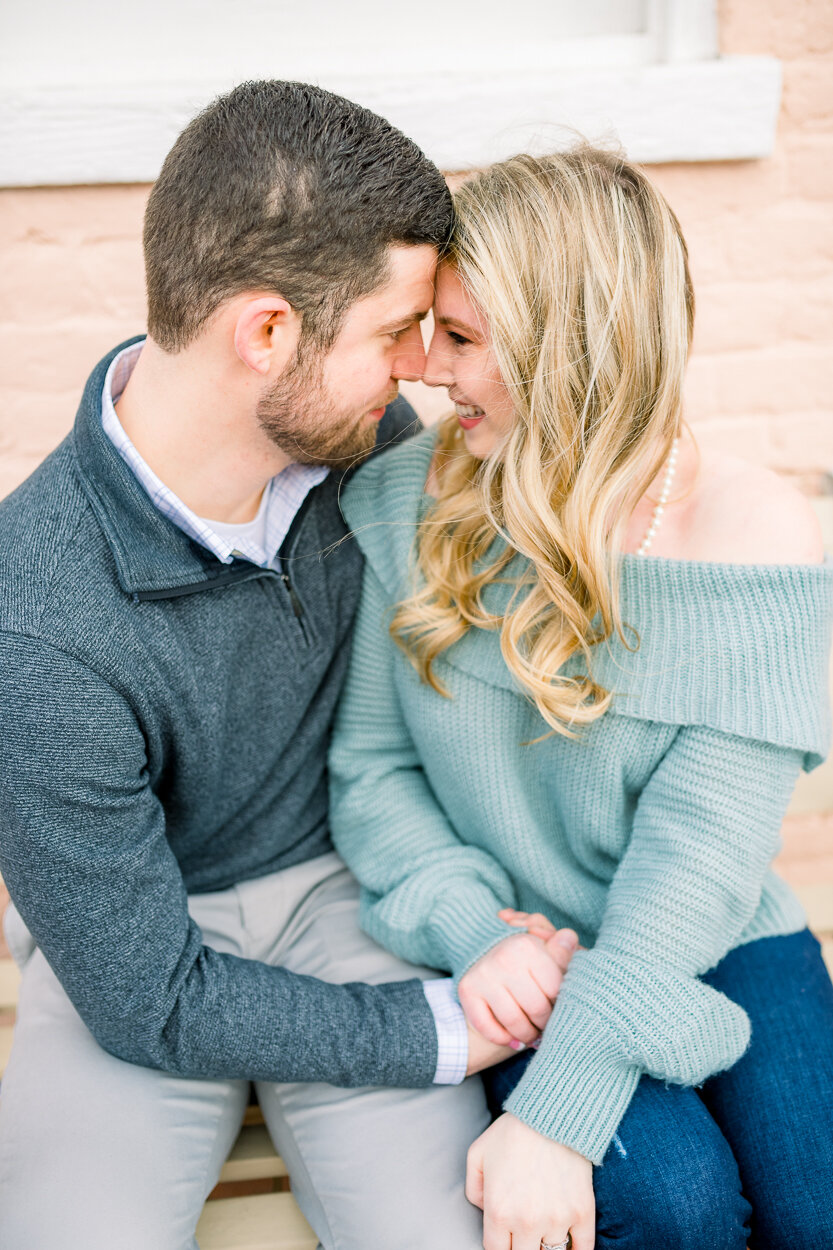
343, 426, 833, 765
72, 338, 262, 597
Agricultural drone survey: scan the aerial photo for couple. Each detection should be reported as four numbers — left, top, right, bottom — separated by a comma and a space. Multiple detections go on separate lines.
0, 79, 831, 1250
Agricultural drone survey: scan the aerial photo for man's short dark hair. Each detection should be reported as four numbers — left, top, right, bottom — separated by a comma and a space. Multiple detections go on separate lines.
143, 80, 453, 352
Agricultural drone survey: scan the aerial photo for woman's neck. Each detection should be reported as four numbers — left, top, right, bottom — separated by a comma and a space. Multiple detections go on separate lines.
621, 431, 699, 558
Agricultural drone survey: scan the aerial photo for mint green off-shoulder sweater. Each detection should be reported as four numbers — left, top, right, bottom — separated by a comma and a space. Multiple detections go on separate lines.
329, 429, 833, 1163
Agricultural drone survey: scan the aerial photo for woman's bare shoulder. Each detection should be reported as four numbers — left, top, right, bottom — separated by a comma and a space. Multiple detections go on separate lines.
681, 452, 825, 566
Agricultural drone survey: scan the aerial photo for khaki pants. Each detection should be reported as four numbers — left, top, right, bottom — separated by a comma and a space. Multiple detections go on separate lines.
0, 852, 489, 1249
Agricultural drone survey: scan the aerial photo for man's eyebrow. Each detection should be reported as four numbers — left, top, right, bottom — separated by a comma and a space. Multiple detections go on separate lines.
379, 310, 429, 333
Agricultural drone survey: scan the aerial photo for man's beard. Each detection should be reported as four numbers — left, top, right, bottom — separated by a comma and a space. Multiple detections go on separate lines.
256, 343, 384, 473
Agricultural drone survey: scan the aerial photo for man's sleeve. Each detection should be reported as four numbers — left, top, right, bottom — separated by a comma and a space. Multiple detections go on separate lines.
0, 631, 439, 1087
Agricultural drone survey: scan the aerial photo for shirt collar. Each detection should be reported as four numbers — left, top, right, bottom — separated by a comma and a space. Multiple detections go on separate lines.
101, 340, 328, 569
70, 338, 329, 598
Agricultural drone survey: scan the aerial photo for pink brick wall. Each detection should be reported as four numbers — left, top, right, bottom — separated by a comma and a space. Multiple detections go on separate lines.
647, 0, 833, 474
0, 186, 150, 499
0, 0, 831, 504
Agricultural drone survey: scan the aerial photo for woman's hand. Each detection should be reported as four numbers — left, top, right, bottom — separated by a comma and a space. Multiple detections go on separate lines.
467, 1113, 595, 1250
499, 907, 559, 941
458, 928, 578, 1047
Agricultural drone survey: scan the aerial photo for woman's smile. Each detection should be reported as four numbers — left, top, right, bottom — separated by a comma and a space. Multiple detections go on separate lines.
454, 401, 486, 429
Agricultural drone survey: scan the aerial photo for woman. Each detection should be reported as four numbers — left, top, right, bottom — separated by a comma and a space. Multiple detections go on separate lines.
329, 147, 833, 1249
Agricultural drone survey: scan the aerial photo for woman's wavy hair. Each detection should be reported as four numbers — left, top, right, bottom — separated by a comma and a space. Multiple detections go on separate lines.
391, 145, 695, 736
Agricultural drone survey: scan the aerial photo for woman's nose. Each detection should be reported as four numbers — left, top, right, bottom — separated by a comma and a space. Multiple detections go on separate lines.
422, 331, 454, 389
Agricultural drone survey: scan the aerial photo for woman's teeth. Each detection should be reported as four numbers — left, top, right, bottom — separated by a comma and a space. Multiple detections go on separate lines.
456, 402, 485, 431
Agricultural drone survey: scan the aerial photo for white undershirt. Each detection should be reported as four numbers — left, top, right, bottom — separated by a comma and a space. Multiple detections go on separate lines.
201, 481, 272, 558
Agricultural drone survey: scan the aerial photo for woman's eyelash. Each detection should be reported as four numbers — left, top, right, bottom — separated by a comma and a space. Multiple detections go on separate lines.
447, 331, 469, 346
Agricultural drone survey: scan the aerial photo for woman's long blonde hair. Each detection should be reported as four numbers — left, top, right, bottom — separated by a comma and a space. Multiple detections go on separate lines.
391, 146, 695, 736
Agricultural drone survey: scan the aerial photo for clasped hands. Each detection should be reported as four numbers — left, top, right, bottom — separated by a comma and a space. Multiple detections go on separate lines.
461, 910, 596, 1250
462, 909, 578, 1058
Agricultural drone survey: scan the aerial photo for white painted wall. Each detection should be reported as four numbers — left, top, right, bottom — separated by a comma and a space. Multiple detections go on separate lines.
0, 1, 653, 87
0, 0, 780, 185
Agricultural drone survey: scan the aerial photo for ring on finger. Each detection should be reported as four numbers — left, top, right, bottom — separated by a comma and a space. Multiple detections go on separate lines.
541, 1240, 570, 1250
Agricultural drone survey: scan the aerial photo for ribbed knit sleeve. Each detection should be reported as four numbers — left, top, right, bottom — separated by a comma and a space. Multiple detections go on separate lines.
503, 725, 804, 1161
329, 564, 522, 975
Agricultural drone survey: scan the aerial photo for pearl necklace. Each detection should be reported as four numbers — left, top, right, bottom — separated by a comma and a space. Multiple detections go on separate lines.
636, 437, 679, 557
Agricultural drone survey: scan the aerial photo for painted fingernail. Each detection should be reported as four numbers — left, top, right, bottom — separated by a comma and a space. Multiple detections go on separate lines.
509, 1039, 524, 1050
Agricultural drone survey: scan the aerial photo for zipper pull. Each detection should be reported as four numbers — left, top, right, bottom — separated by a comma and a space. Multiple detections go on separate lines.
280, 572, 304, 619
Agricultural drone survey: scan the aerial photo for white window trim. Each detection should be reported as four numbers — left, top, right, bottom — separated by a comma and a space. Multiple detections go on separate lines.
652, 0, 718, 62
0, 2, 781, 187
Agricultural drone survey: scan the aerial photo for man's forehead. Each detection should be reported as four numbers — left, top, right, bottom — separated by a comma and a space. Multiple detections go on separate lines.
375, 242, 435, 303
349, 243, 438, 326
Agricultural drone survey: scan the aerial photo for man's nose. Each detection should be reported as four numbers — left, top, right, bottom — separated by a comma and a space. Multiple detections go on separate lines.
391, 323, 427, 382
422, 331, 454, 389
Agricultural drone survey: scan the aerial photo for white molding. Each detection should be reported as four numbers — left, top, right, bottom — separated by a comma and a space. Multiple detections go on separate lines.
651, 0, 719, 63
0, 56, 781, 188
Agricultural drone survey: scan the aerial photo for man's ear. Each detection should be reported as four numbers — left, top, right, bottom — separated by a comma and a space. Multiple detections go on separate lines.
233, 295, 302, 376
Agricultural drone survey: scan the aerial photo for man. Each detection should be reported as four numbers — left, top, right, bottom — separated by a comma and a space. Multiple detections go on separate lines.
0, 81, 571, 1249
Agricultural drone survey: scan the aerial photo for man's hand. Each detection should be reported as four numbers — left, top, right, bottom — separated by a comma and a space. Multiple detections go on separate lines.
458, 927, 578, 1047
464, 1021, 516, 1075
466, 1113, 595, 1250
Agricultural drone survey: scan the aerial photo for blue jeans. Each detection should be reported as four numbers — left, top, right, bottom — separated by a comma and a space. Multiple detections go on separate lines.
482, 929, 833, 1249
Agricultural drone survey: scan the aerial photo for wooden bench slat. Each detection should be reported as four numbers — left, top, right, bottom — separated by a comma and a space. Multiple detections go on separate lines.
0, 958, 20, 1010
196, 1191, 316, 1250
219, 1124, 287, 1183
0, 1022, 14, 1076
